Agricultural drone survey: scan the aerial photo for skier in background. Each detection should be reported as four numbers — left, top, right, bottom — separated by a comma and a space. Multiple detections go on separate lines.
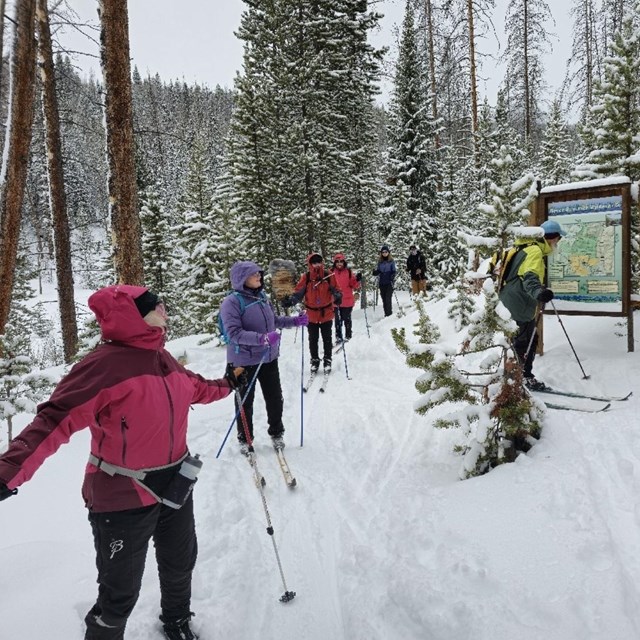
283, 252, 342, 373
330, 252, 361, 342
372, 244, 396, 317
218, 261, 308, 453
406, 244, 428, 296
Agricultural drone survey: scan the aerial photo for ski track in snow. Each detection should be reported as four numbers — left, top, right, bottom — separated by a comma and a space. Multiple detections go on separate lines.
1, 288, 640, 639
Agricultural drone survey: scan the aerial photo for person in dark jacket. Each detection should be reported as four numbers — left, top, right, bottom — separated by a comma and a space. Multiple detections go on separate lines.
498, 220, 565, 390
284, 253, 342, 373
218, 261, 308, 453
372, 244, 396, 317
406, 244, 428, 295
0, 284, 239, 640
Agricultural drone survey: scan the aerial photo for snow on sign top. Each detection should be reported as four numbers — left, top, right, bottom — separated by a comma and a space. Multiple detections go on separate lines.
540, 176, 632, 194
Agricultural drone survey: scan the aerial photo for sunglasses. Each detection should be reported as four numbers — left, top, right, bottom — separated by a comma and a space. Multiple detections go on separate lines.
381, 250, 389, 254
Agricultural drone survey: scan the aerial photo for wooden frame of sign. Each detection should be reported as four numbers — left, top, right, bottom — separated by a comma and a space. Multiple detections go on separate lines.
534, 177, 633, 353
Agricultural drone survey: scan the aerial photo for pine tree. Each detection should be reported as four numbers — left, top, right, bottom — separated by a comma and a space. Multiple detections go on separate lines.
0, 252, 56, 446
228, 0, 382, 268
576, 6, 640, 181
502, 0, 555, 144
539, 99, 573, 186
386, 0, 439, 276
139, 181, 173, 296
172, 140, 222, 336
566, 0, 600, 120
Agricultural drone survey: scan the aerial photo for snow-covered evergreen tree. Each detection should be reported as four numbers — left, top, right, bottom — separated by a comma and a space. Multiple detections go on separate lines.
394, 279, 543, 478
575, 4, 640, 181
173, 140, 218, 336
229, 0, 383, 267
539, 99, 573, 186
385, 0, 439, 273
139, 181, 174, 296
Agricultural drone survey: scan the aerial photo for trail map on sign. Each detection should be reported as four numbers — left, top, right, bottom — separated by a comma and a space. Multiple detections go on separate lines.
547, 196, 622, 303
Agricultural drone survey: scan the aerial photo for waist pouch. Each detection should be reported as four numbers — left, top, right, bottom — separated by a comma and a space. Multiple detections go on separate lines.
88, 453, 191, 508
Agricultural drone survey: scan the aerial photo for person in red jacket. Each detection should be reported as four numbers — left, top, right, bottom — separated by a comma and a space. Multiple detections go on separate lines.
0, 284, 241, 640
284, 253, 342, 373
330, 252, 361, 342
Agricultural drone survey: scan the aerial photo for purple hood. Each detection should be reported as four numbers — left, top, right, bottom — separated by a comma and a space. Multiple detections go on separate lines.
230, 261, 264, 292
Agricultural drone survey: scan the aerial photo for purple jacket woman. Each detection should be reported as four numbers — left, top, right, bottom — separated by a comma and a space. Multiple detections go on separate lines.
219, 261, 307, 451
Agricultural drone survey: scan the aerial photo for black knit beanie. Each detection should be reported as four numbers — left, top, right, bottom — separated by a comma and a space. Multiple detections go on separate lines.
134, 291, 159, 317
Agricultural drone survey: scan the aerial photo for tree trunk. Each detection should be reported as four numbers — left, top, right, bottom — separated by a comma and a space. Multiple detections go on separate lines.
467, 0, 479, 146
0, 0, 7, 98
0, 0, 38, 336
98, 0, 143, 285
425, 0, 439, 148
36, 0, 78, 362
523, 0, 530, 141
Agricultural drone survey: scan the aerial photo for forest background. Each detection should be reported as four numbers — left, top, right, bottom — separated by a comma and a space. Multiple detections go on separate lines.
0, 0, 639, 449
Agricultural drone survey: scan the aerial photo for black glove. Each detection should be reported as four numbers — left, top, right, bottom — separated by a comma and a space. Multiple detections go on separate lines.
537, 288, 554, 303
372, 269, 379, 276
355, 272, 362, 282
224, 363, 248, 390
0, 483, 17, 502
281, 295, 294, 309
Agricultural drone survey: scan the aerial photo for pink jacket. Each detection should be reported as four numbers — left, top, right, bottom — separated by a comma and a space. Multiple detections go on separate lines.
331, 266, 360, 308
0, 284, 233, 512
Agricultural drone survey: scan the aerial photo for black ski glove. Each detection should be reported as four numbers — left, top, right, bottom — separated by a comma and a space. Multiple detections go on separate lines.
372, 269, 379, 276
537, 288, 554, 303
281, 295, 294, 309
355, 272, 362, 282
224, 364, 248, 390
0, 483, 17, 501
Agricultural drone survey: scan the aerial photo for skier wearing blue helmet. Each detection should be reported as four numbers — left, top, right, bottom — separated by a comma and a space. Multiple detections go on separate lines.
498, 219, 565, 390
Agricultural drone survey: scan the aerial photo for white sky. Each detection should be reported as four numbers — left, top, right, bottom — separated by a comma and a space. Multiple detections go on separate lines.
57, 0, 571, 107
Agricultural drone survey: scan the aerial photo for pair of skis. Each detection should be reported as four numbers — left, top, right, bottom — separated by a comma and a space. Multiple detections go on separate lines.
245, 445, 297, 489
303, 368, 331, 393
531, 387, 632, 413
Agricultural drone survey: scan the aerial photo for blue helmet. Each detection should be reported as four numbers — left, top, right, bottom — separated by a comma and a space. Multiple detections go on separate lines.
541, 219, 566, 237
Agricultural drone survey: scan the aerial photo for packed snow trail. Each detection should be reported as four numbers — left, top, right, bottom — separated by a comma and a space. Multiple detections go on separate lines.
1, 290, 640, 639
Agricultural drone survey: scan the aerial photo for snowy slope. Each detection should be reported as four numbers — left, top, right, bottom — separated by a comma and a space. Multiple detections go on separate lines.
1, 290, 639, 640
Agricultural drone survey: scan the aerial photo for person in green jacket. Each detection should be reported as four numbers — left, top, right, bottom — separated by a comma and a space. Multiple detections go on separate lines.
498, 220, 565, 390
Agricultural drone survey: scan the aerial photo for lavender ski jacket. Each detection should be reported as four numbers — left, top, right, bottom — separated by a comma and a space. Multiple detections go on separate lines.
219, 261, 297, 366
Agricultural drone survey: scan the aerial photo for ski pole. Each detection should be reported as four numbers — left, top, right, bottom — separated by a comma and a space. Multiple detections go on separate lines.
522, 306, 544, 363
336, 308, 352, 380
237, 390, 296, 604
216, 352, 268, 458
363, 303, 371, 338
549, 300, 590, 379
300, 325, 305, 447
393, 288, 405, 316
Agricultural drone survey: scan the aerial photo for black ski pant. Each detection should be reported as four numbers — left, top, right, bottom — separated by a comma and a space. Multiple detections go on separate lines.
235, 358, 284, 442
513, 318, 538, 378
379, 284, 394, 317
84, 495, 197, 640
334, 306, 353, 340
308, 320, 333, 366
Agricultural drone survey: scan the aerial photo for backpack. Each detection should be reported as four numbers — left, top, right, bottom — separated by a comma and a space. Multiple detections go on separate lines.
217, 291, 267, 346
488, 245, 525, 291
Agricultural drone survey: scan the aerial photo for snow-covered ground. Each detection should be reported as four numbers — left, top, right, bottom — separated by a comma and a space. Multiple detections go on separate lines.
1, 286, 639, 640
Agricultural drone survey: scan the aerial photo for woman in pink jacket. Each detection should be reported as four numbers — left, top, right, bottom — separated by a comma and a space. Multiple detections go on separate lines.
0, 284, 239, 640
330, 253, 362, 342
